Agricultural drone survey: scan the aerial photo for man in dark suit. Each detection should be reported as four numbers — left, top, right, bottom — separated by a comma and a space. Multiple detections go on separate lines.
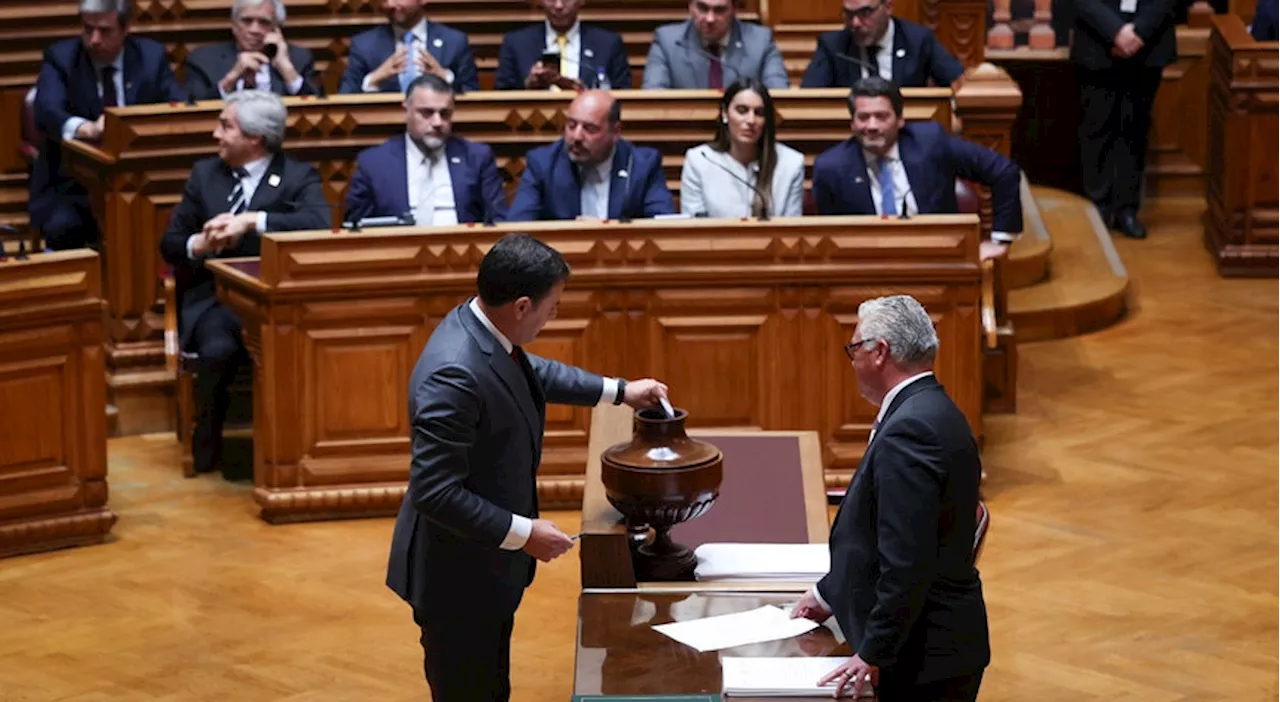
792, 294, 989, 702
1253, 0, 1278, 39
159, 90, 329, 476
801, 0, 965, 88
1071, 0, 1176, 239
183, 0, 319, 101
31, 0, 180, 250
509, 90, 675, 222
345, 75, 507, 226
338, 0, 479, 94
387, 232, 669, 701
495, 0, 631, 90
813, 78, 1021, 260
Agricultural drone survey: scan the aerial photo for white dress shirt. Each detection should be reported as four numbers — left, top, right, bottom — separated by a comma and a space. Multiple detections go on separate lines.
467, 298, 620, 550
810, 370, 935, 612
405, 138, 458, 226
185, 154, 272, 259
861, 20, 895, 81
61, 52, 125, 141
544, 19, 582, 80
217, 51, 306, 99
579, 155, 613, 219
362, 18, 455, 92
864, 143, 918, 218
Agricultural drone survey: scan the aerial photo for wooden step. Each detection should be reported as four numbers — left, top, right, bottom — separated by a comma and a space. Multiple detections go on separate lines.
1006, 173, 1052, 289
1009, 186, 1129, 340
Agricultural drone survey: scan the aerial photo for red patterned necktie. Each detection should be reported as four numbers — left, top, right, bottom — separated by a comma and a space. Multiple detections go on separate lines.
707, 44, 723, 90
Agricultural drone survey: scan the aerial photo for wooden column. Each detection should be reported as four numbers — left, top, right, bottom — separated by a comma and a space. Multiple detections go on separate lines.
0, 250, 117, 558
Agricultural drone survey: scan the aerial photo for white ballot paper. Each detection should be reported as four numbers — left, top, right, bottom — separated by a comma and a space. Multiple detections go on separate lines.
652, 605, 819, 652
694, 543, 830, 582
722, 657, 874, 697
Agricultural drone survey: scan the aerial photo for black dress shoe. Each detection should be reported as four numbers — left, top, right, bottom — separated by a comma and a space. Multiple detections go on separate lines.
1114, 210, 1147, 239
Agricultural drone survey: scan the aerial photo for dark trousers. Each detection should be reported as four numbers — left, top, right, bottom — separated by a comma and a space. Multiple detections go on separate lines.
414, 605, 516, 702
875, 668, 984, 702
38, 197, 99, 251
190, 303, 246, 475
1076, 65, 1163, 220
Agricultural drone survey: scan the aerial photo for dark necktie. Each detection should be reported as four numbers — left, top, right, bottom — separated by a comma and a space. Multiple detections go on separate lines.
243, 68, 257, 91
101, 66, 118, 109
707, 43, 723, 90
864, 45, 881, 79
510, 346, 538, 396
227, 167, 250, 215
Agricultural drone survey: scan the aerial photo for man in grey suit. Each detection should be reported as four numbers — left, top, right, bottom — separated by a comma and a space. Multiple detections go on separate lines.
183, 0, 318, 101
642, 0, 789, 90
386, 233, 670, 702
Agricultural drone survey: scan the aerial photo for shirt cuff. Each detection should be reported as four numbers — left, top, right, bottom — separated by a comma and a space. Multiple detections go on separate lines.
443, 68, 455, 84
361, 74, 380, 93
286, 75, 305, 95
499, 513, 532, 550
62, 116, 88, 142
811, 584, 831, 612
218, 80, 232, 99
256, 212, 268, 234
186, 233, 201, 260
598, 377, 619, 406
991, 231, 1018, 244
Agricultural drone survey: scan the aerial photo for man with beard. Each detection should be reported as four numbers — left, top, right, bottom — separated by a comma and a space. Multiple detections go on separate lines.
345, 74, 508, 226
812, 77, 1021, 261
508, 90, 674, 222
182, 0, 319, 100
339, 0, 479, 94
800, 0, 963, 88
642, 0, 788, 89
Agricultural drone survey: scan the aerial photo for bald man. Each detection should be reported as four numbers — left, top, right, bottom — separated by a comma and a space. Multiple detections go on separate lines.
509, 90, 675, 221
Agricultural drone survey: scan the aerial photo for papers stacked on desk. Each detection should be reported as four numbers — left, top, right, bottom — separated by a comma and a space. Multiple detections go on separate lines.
693, 543, 829, 583
722, 657, 874, 698
652, 605, 820, 652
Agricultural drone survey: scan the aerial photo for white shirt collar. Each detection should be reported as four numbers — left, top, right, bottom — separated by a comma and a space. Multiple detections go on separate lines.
582, 148, 615, 183
877, 19, 895, 52
862, 142, 901, 166
468, 298, 513, 354
240, 154, 272, 182
545, 19, 581, 43
406, 136, 443, 165
875, 371, 934, 425
397, 17, 430, 44
91, 51, 124, 73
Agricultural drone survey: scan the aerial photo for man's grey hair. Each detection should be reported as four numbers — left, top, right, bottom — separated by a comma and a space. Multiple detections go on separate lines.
80, 0, 132, 25
856, 295, 939, 366
231, 0, 286, 25
225, 90, 288, 152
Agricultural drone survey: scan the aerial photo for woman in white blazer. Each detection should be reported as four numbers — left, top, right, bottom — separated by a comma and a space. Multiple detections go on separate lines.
680, 79, 805, 219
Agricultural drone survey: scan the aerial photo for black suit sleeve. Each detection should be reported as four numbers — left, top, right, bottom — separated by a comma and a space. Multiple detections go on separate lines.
1132, 0, 1176, 40
858, 418, 946, 668
160, 164, 211, 266
605, 33, 634, 89
452, 39, 481, 93
291, 46, 320, 96
408, 363, 513, 547
947, 136, 1023, 234
494, 35, 522, 90
344, 159, 377, 223
800, 39, 837, 88
476, 145, 510, 222
263, 166, 331, 232
1073, 0, 1127, 42
926, 33, 966, 85
528, 355, 605, 406
182, 55, 220, 101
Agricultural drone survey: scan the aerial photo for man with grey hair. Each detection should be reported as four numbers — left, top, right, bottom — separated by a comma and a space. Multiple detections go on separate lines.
183, 0, 319, 101
792, 294, 990, 702
30, 0, 180, 249
160, 90, 329, 477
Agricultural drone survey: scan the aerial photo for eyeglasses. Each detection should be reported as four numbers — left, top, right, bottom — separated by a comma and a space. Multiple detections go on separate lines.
843, 338, 877, 361
842, 2, 883, 21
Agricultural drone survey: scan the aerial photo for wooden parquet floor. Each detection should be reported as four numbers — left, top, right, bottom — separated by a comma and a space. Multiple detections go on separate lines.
0, 200, 1275, 701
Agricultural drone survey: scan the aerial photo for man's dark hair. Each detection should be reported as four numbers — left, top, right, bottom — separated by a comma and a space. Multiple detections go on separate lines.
476, 233, 571, 306
847, 76, 905, 118
607, 98, 622, 127
405, 73, 456, 99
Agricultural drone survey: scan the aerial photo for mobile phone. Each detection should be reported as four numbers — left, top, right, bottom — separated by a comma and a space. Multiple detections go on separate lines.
540, 51, 561, 67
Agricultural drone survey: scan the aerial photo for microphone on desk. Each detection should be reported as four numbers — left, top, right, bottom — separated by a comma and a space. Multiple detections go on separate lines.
832, 52, 884, 83
674, 39, 740, 86
700, 151, 770, 221
280, 200, 413, 233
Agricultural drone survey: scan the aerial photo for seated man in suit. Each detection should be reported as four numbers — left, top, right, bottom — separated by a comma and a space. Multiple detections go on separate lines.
31, 0, 180, 250
642, 0, 789, 90
1253, 0, 1278, 40
813, 77, 1021, 260
801, 0, 964, 88
345, 74, 508, 226
159, 90, 329, 476
183, 0, 319, 101
339, 0, 479, 94
495, 0, 631, 91
509, 90, 675, 222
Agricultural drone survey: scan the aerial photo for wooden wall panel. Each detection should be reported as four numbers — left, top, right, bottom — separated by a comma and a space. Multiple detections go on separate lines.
1147, 27, 1213, 197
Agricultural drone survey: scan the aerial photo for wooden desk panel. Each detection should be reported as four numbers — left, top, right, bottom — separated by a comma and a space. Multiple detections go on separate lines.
206, 215, 984, 523
0, 250, 116, 558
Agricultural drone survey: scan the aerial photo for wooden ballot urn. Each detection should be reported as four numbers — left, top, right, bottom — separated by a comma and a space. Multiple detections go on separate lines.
599, 408, 724, 581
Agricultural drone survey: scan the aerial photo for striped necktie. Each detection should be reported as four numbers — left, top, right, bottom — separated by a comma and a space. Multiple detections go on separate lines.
227, 167, 250, 215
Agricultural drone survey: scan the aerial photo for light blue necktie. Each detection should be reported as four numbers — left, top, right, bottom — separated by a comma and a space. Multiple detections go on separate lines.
878, 156, 897, 216
400, 33, 419, 91
581, 167, 602, 218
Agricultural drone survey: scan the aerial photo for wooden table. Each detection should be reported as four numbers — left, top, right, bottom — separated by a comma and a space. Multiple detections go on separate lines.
0, 250, 116, 558
204, 214, 989, 523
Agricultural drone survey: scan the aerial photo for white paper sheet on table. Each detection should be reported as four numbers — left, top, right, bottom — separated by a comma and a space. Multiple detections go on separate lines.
722, 657, 875, 697
693, 543, 830, 582
651, 605, 820, 652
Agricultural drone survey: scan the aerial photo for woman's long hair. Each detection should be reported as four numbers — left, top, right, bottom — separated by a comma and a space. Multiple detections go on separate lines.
708, 79, 778, 218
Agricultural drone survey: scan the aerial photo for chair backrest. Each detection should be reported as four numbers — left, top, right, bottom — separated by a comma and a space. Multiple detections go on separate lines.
20, 86, 39, 165
973, 500, 990, 563
955, 179, 980, 214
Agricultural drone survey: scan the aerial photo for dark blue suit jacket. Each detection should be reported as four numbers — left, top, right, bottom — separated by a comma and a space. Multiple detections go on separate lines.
508, 138, 675, 222
338, 23, 479, 94
345, 134, 509, 224
494, 23, 632, 90
800, 18, 964, 88
813, 121, 1023, 234
30, 36, 180, 228
1253, 0, 1278, 40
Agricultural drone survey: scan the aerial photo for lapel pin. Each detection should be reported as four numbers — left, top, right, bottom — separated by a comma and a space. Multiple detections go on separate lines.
450, 156, 461, 164
584, 48, 595, 58
895, 48, 906, 58
268, 173, 281, 187
854, 176, 865, 184
617, 169, 628, 179
432, 37, 443, 48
